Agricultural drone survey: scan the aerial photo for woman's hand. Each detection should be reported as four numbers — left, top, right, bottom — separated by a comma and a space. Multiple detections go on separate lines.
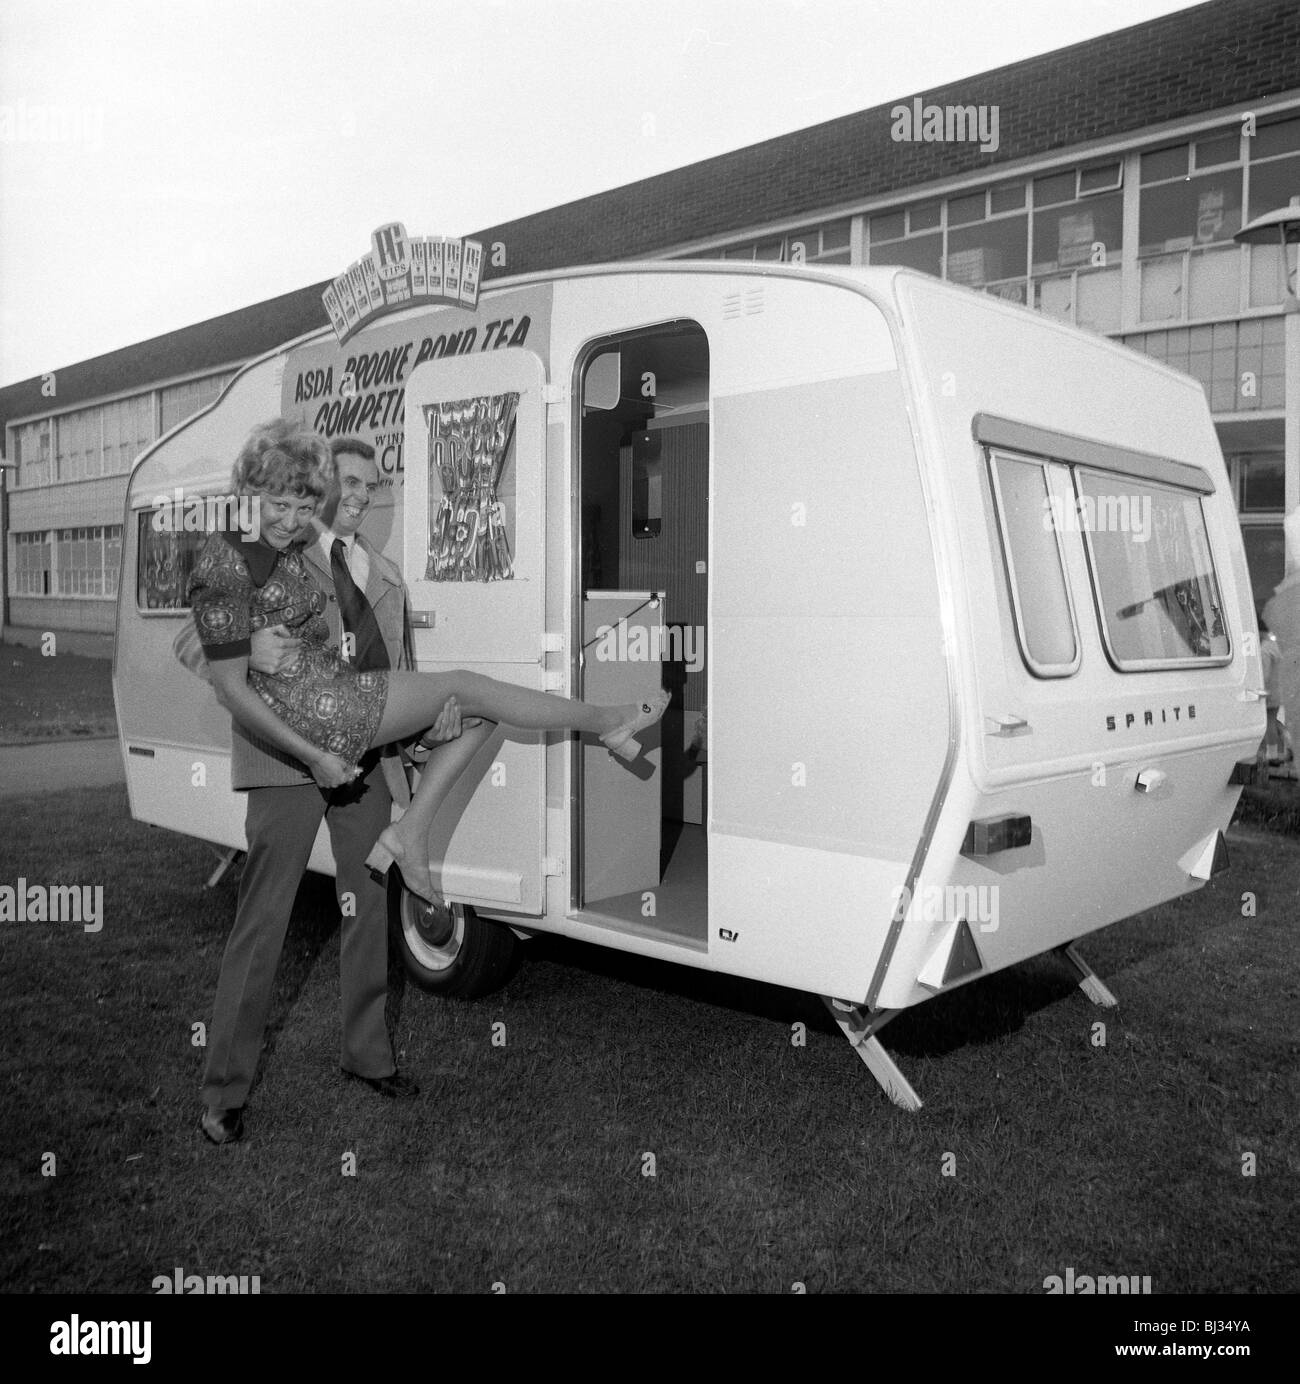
310, 750, 358, 789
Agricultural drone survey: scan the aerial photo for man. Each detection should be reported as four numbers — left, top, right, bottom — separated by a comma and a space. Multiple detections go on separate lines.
199, 436, 493, 1144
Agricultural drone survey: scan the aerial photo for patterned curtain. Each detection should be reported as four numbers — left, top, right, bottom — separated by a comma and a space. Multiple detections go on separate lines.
424, 393, 519, 582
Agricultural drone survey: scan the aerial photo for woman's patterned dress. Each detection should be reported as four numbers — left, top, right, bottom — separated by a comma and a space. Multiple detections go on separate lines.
187, 531, 388, 766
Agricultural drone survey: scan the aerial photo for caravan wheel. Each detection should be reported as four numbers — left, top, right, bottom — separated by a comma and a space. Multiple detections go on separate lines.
388, 879, 519, 998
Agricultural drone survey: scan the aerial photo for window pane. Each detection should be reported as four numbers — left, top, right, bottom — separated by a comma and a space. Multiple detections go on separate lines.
1242, 454, 1284, 511
1187, 246, 1241, 318
754, 238, 783, 261
1195, 132, 1239, 169
1140, 256, 1183, 321
1248, 242, 1288, 306
1139, 170, 1243, 255
1242, 524, 1285, 607
947, 214, 1028, 285
990, 454, 1077, 674
1075, 266, 1122, 333
869, 211, 905, 243
821, 218, 851, 250
990, 182, 1026, 213
1253, 116, 1300, 162
948, 191, 986, 226
1248, 152, 1300, 220
1032, 191, 1122, 273
1034, 274, 1075, 322
1079, 472, 1229, 666
137, 513, 208, 609
1141, 144, 1188, 183
1079, 161, 1121, 193
909, 201, 941, 232
870, 233, 941, 276
1034, 171, 1076, 206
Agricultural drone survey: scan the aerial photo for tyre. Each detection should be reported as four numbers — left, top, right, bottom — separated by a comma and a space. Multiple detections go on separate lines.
388, 876, 520, 998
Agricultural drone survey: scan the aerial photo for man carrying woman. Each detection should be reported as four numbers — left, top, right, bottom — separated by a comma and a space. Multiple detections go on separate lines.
195, 420, 666, 1143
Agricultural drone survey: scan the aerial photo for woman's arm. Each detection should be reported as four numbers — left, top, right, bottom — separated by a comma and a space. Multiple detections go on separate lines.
206, 656, 354, 789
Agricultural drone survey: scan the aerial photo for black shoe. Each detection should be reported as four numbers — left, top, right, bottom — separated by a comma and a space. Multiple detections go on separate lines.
199, 1107, 244, 1144
342, 1068, 420, 1100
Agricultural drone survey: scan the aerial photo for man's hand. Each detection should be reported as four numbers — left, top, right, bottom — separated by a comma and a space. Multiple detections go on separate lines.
249, 624, 303, 675
421, 697, 464, 746
310, 749, 358, 790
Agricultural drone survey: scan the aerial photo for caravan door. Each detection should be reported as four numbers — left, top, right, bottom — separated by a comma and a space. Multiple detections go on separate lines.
403, 350, 550, 915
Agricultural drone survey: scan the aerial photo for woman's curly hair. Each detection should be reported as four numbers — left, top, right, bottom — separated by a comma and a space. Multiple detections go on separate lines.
232, 419, 335, 500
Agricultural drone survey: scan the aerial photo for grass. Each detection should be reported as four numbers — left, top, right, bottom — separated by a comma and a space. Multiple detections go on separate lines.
1, 783, 1297, 1294
0, 643, 117, 744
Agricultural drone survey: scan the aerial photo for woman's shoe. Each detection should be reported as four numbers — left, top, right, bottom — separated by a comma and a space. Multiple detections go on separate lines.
600, 689, 671, 762
366, 827, 439, 906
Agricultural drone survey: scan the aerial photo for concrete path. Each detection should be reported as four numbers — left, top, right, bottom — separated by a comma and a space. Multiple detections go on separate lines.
0, 737, 124, 798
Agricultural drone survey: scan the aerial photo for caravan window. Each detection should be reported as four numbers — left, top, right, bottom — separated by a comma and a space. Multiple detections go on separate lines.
988, 453, 1080, 677
136, 511, 207, 610
1076, 471, 1230, 669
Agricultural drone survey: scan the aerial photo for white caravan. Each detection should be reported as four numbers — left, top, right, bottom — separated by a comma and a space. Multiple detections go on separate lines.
114, 262, 1265, 1106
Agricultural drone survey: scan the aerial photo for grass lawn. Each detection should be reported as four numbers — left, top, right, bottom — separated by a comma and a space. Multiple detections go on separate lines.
1, 784, 1297, 1294
0, 643, 117, 744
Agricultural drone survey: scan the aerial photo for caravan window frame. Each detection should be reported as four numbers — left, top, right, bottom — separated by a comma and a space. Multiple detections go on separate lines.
986, 449, 1082, 679
1073, 467, 1232, 672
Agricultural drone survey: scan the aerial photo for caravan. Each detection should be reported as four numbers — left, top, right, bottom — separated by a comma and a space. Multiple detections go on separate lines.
114, 260, 1265, 1107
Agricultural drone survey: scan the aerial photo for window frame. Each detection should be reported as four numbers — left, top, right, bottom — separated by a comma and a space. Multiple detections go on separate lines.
1073, 466, 1232, 673
985, 448, 1083, 679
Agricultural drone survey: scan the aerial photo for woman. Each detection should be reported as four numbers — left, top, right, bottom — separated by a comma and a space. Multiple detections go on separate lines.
188, 419, 667, 903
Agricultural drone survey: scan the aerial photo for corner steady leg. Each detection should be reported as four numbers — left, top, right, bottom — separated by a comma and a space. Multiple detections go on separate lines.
1059, 942, 1119, 1008
820, 997, 923, 1111
205, 847, 243, 889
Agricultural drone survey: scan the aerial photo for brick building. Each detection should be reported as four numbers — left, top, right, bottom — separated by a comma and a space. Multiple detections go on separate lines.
2, 0, 1297, 635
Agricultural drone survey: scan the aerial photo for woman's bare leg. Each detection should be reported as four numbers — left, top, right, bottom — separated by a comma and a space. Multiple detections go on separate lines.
373, 670, 642, 746
366, 674, 668, 902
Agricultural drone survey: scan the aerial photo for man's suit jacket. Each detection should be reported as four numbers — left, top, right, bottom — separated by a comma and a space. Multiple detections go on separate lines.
229, 527, 413, 805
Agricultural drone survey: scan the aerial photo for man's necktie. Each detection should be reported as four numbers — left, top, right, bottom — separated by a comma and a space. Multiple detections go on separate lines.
331, 539, 390, 671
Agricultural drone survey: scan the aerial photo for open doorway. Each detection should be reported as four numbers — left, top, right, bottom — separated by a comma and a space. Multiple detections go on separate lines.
573, 322, 710, 947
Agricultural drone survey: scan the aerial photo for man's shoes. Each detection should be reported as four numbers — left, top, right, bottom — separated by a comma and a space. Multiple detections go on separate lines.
342, 1068, 420, 1100
199, 1107, 245, 1144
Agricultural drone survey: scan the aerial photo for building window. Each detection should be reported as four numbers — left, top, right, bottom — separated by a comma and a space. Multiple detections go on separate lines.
1237, 453, 1284, 513
869, 204, 941, 276
13, 420, 52, 488
1247, 114, 1300, 306
711, 218, 853, 267
12, 531, 52, 595
56, 407, 101, 482
1138, 133, 1246, 324
160, 373, 234, 435
54, 525, 121, 597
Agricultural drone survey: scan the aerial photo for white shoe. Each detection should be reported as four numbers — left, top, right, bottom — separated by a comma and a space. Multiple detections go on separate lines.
600, 690, 671, 761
